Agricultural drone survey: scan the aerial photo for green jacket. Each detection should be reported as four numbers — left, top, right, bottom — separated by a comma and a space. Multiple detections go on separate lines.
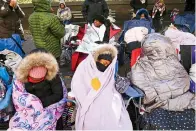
29, 0, 65, 58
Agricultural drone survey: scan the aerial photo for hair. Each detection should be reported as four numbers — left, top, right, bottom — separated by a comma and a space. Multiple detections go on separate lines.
98, 54, 113, 62
29, 48, 48, 54
93, 15, 105, 24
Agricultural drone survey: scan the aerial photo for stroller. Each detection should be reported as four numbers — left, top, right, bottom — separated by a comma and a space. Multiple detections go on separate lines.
0, 49, 22, 129
60, 24, 81, 66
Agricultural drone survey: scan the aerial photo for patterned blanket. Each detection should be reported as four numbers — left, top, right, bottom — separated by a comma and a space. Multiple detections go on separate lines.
8, 79, 67, 130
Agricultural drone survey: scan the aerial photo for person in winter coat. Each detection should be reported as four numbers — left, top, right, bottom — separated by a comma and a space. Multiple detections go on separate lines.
0, 0, 25, 39
76, 15, 107, 54
29, 0, 65, 59
127, 33, 195, 112
57, 0, 72, 25
152, 0, 166, 32
15, 48, 63, 108
14, 48, 65, 129
130, 0, 148, 13
82, 0, 109, 23
72, 15, 121, 71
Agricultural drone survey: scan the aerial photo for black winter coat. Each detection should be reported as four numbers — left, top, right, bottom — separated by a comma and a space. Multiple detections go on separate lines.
0, 0, 25, 39
25, 75, 63, 108
82, 0, 109, 23
130, 0, 148, 12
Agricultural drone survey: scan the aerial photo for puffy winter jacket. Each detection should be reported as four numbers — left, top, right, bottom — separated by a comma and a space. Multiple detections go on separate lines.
0, 0, 25, 39
29, 0, 65, 58
57, 0, 72, 21
82, 0, 109, 23
128, 34, 194, 112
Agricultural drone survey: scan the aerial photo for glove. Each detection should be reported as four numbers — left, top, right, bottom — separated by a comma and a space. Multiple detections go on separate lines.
95, 41, 103, 44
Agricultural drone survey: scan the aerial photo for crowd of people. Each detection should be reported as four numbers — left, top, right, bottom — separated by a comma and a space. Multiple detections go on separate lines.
0, 0, 195, 130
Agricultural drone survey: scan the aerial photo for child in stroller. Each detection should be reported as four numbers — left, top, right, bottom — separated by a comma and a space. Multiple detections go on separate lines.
70, 15, 121, 71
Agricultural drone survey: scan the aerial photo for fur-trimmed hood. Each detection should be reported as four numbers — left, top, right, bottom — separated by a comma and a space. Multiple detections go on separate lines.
15, 52, 59, 83
92, 44, 118, 61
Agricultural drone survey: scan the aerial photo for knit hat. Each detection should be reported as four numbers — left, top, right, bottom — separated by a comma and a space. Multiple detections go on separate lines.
98, 54, 113, 63
93, 15, 105, 24
29, 66, 47, 79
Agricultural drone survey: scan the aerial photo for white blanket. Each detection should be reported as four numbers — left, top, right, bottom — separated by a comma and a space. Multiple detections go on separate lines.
165, 28, 196, 50
76, 24, 106, 54
71, 46, 132, 130
124, 27, 148, 43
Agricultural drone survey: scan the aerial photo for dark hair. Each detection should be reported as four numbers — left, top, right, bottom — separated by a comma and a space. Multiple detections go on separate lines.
98, 54, 113, 62
29, 48, 48, 54
93, 15, 105, 24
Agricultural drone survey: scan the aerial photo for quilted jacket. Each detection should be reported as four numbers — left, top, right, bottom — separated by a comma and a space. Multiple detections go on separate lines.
29, 0, 65, 58
128, 34, 195, 112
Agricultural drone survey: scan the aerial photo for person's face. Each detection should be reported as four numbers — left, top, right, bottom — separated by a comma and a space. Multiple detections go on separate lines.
158, 2, 163, 6
140, 14, 145, 19
98, 59, 111, 67
60, 4, 65, 9
96, 59, 111, 72
94, 20, 103, 27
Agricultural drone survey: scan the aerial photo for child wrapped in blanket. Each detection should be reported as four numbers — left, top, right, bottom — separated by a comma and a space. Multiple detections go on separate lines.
10, 48, 65, 130
68, 44, 133, 130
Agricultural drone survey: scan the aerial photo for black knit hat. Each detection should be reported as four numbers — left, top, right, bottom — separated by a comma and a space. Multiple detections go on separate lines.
93, 15, 105, 24
98, 54, 113, 63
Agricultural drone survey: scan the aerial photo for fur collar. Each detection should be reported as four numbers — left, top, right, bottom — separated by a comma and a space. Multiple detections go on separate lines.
15, 52, 59, 83
92, 44, 118, 61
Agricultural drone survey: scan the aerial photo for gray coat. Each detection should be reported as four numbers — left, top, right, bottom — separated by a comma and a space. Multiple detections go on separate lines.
128, 33, 195, 112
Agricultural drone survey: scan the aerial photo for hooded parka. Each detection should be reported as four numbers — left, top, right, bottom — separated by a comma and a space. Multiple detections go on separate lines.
28, 0, 65, 58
